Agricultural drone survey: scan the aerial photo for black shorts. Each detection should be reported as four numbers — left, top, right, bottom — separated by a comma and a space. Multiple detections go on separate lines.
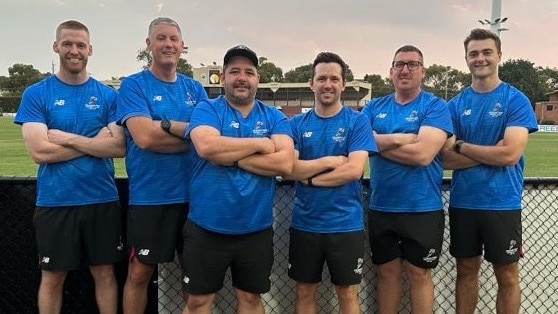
34, 201, 124, 271
449, 207, 522, 264
288, 228, 364, 286
367, 210, 444, 268
127, 203, 188, 264
182, 220, 273, 295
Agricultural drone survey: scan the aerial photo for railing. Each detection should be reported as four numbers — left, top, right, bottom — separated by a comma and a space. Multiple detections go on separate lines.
1, 177, 557, 313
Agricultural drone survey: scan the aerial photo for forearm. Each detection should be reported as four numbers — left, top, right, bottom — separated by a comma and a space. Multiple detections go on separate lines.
239, 150, 294, 177
374, 133, 417, 152
28, 144, 85, 164
381, 142, 435, 166
286, 156, 343, 181
458, 142, 516, 166
309, 163, 363, 187
440, 149, 479, 170
196, 136, 273, 165
67, 136, 125, 158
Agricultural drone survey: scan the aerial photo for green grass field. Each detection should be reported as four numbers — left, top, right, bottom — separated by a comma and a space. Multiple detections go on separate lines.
1, 116, 557, 177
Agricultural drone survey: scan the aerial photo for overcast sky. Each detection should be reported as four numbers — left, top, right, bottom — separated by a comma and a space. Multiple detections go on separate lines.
1, 0, 556, 80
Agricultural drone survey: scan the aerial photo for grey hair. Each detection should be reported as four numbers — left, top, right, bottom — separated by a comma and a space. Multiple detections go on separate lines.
148, 17, 181, 37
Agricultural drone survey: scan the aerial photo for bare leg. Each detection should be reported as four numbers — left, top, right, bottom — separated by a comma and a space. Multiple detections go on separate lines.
89, 264, 118, 314
335, 284, 360, 314
182, 293, 215, 314
405, 261, 434, 314
494, 262, 520, 314
295, 282, 318, 314
455, 256, 482, 314
123, 257, 155, 314
235, 288, 265, 314
377, 259, 403, 314
37, 270, 67, 314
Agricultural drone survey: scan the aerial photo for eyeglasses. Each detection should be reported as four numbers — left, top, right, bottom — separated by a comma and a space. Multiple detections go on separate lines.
392, 61, 423, 71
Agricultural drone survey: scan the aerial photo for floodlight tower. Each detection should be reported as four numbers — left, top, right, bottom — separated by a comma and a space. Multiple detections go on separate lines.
477, 0, 509, 37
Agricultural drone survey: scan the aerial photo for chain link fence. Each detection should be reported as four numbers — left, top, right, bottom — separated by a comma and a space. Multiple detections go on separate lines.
1, 177, 557, 313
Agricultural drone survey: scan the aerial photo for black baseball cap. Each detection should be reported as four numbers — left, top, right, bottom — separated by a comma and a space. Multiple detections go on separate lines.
223, 45, 258, 67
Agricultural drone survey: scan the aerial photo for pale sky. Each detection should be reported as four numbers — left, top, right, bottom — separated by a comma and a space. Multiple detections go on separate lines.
1, 0, 556, 80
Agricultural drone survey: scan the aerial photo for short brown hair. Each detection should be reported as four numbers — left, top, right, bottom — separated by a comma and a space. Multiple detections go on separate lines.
463, 28, 501, 54
56, 20, 89, 41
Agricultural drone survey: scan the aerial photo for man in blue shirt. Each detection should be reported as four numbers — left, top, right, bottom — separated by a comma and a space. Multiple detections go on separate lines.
182, 45, 294, 314
441, 28, 538, 314
361, 45, 453, 313
116, 17, 208, 313
286, 52, 377, 314
15, 20, 125, 313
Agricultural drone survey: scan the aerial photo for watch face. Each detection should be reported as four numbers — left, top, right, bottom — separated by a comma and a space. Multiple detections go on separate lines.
161, 120, 171, 132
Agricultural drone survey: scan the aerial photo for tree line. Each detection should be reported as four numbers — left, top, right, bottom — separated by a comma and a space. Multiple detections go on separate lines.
1, 48, 557, 113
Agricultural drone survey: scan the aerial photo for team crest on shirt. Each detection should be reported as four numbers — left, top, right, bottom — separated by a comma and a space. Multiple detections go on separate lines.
84, 96, 100, 110
405, 110, 419, 122
332, 128, 346, 143
489, 103, 503, 118
185, 92, 196, 106
252, 121, 268, 136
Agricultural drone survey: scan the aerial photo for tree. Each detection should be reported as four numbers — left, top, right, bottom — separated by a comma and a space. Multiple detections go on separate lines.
136, 48, 193, 77
499, 59, 547, 107
423, 64, 469, 100
283, 63, 355, 83
538, 66, 558, 92
0, 63, 49, 96
258, 57, 283, 83
363, 73, 393, 98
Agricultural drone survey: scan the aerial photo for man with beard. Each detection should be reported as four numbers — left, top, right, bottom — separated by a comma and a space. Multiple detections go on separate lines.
116, 17, 208, 313
441, 29, 537, 314
181, 45, 294, 314
285, 52, 376, 314
14, 20, 125, 313
361, 45, 453, 313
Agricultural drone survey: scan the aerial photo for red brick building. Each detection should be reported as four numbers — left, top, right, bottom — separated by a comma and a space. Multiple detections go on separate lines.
535, 90, 558, 124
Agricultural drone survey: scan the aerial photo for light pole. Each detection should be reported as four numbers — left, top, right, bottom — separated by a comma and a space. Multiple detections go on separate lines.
478, 0, 509, 37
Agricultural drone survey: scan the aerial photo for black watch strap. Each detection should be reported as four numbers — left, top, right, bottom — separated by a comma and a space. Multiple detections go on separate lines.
161, 120, 172, 134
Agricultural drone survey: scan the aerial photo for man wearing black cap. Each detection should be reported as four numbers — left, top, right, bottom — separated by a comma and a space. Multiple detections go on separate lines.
182, 45, 295, 313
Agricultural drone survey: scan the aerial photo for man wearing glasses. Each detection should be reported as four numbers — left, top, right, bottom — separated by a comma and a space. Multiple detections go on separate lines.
361, 45, 453, 313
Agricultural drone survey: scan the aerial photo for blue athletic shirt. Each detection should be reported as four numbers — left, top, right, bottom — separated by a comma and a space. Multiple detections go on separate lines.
186, 95, 293, 234
448, 82, 538, 210
116, 70, 208, 205
14, 75, 119, 207
361, 90, 453, 213
290, 107, 377, 233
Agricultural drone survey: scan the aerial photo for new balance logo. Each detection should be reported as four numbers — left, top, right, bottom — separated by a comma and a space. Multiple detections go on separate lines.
138, 249, 150, 256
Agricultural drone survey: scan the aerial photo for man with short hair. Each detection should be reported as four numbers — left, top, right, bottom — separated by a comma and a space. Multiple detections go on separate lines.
361, 45, 453, 313
117, 17, 208, 314
441, 28, 538, 314
182, 45, 294, 314
285, 51, 376, 314
15, 20, 125, 314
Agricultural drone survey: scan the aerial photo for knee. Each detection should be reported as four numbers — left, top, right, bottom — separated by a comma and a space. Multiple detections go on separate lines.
335, 285, 358, 303
236, 289, 262, 307
186, 294, 214, 311
126, 260, 154, 285
89, 265, 115, 282
405, 264, 432, 284
296, 283, 318, 301
456, 257, 482, 278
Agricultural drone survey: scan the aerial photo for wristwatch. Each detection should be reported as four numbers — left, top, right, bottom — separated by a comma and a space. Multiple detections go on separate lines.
453, 140, 465, 154
160, 120, 172, 134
